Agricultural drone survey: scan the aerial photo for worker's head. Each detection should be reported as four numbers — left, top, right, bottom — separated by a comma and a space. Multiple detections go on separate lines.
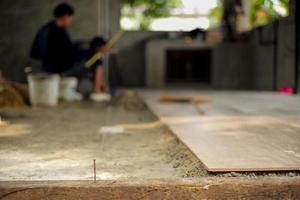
90, 37, 107, 52
53, 3, 75, 28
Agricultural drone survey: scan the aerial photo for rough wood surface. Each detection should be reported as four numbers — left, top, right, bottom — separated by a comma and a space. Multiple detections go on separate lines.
139, 90, 300, 172
0, 178, 300, 200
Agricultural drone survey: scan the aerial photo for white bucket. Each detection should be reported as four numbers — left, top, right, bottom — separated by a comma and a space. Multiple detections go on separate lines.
28, 74, 60, 106
59, 77, 78, 102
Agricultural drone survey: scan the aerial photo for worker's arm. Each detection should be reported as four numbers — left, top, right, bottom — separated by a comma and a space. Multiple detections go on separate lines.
94, 66, 105, 92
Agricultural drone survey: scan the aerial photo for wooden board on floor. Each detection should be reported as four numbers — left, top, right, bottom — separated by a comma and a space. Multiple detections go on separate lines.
139, 90, 300, 172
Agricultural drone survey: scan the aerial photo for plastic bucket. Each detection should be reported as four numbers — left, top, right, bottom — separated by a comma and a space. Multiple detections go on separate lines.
28, 74, 60, 106
59, 77, 78, 101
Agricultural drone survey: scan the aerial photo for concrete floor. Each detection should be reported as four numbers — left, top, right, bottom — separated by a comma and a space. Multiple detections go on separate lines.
0, 98, 202, 181
1, 91, 300, 181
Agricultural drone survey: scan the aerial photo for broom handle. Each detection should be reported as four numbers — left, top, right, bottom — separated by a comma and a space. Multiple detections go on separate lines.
85, 30, 125, 68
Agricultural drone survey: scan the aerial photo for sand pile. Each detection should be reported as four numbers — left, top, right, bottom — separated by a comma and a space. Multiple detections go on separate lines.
0, 73, 29, 109
110, 90, 147, 111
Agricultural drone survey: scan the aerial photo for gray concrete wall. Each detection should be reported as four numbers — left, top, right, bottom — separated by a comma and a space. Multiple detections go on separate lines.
108, 0, 121, 36
114, 20, 296, 89
212, 43, 257, 90
277, 16, 295, 89
213, 12, 296, 91
112, 31, 169, 87
116, 5, 297, 89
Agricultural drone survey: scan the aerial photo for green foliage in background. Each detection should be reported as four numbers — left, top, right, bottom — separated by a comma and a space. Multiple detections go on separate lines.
250, 0, 289, 26
122, 0, 181, 30
122, 0, 289, 30
209, 0, 289, 28
209, 0, 223, 28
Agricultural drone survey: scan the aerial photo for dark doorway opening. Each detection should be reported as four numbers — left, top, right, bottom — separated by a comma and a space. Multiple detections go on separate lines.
166, 49, 212, 84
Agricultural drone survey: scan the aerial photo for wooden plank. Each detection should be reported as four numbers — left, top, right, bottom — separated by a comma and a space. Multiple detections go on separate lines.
139, 90, 300, 172
159, 95, 212, 104
1, 178, 300, 200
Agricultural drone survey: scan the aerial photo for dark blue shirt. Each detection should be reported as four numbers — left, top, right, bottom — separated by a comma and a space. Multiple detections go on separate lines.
30, 21, 75, 74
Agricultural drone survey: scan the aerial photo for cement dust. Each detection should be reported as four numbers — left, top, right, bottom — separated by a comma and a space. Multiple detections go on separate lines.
110, 90, 147, 111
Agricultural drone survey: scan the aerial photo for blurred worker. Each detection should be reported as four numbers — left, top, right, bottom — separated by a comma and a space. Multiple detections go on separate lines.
78, 37, 108, 97
30, 3, 76, 74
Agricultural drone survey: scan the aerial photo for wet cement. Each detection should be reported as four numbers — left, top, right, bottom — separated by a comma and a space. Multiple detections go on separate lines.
0, 93, 203, 181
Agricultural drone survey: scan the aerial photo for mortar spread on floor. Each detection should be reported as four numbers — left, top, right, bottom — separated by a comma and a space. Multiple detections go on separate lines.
0, 95, 203, 181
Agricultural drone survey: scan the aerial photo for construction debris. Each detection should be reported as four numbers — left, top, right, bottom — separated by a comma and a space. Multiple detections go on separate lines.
160, 95, 212, 115
100, 126, 124, 135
